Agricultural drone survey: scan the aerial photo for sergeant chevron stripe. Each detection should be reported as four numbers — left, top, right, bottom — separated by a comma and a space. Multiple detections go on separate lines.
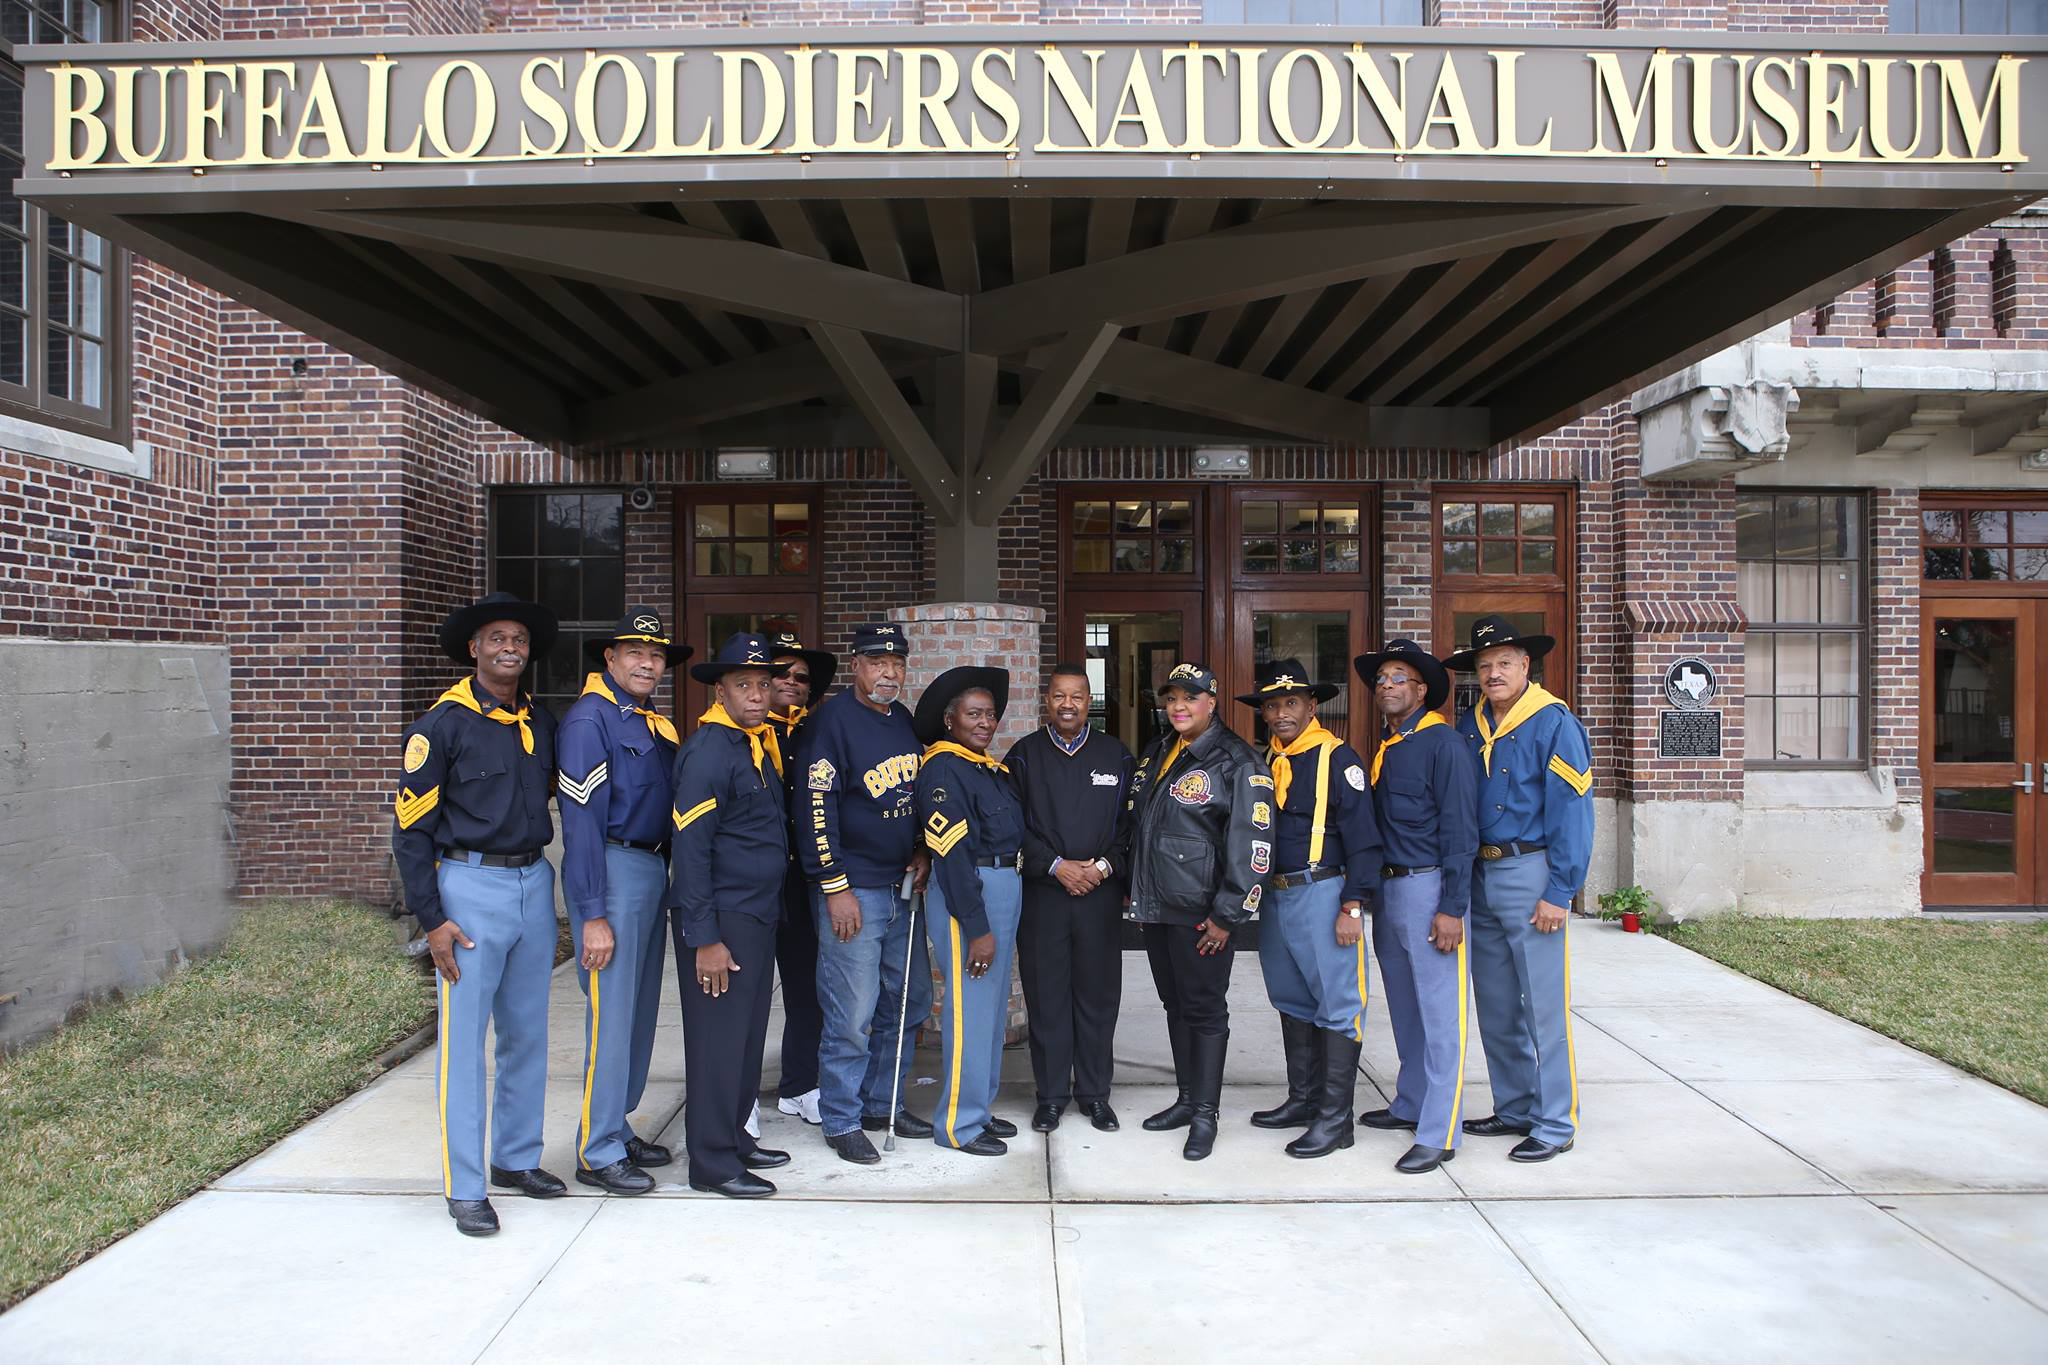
558, 762, 609, 806
394, 786, 440, 829
674, 796, 717, 830
925, 820, 970, 857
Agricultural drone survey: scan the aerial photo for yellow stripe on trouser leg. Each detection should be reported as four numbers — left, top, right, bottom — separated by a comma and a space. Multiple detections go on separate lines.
946, 918, 966, 1147
1351, 936, 1368, 1042
577, 968, 601, 1169
1446, 936, 1469, 1150
1563, 923, 1579, 1130
437, 973, 452, 1198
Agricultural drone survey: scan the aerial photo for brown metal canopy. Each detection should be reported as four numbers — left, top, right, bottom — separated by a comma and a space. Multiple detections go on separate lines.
17, 26, 2044, 538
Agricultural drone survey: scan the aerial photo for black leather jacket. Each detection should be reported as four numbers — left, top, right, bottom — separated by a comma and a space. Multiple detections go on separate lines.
1125, 721, 1273, 931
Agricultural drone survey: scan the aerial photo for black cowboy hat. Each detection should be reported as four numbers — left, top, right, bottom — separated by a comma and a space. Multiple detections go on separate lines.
439, 592, 558, 668
1353, 639, 1451, 714
764, 629, 837, 706
913, 665, 1010, 747
689, 632, 793, 685
583, 607, 692, 667
1441, 614, 1556, 674
1234, 656, 1340, 707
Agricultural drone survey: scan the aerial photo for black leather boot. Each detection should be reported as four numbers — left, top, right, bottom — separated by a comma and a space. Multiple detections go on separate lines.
1250, 1014, 1322, 1129
1182, 1029, 1229, 1161
1143, 1017, 1196, 1131
1286, 1030, 1361, 1159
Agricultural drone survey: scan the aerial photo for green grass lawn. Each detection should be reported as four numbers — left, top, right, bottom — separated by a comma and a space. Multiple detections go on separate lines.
1654, 915, 2048, 1107
0, 901, 432, 1311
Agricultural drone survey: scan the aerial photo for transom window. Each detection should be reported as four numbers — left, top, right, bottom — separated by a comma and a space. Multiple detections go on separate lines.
1070, 498, 1197, 575
690, 499, 812, 578
1238, 499, 1361, 576
1922, 506, 2048, 582
490, 490, 626, 714
1737, 492, 1867, 766
1439, 498, 1559, 577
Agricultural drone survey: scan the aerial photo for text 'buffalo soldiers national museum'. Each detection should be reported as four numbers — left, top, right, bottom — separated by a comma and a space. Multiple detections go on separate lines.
2, 0, 2046, 1045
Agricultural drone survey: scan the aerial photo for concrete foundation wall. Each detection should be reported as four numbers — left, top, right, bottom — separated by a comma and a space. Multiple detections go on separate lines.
1739, 770, 1922, 918
0, 640, 237, 1049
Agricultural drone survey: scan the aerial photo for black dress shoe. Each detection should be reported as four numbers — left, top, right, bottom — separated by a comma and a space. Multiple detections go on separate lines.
1358, 1108, 1418, 1131
574, 1160, 654, 1196
985, 1117, 1018, 1139
447, 1198, 498, 1237
826, 1130, 881, 1165
624, 1137, 673, 1168
691, 1173, 777, 1198
1032, 1103, 1064, 1133
1509, 1136, 1575, 1163
1396, 1143, 1456, 1174
947, 1132, 1008, 1156
740, 1146, 791, 1170
1462, 1114, 1533, 1138
862, 1110, 934, 1139
1082, 1101, 1120, 1132
489, 1166, 568, 1198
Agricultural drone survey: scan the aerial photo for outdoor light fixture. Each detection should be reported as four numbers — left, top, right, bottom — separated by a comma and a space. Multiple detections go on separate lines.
1192, 445, 1252, 477
714, 447, 775, 480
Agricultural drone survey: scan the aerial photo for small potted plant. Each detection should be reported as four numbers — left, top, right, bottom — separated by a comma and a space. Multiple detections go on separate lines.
1596, 885, 1655, 934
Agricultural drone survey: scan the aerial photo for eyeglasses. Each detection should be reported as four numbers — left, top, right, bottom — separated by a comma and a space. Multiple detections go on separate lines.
1372, 673, 1420, 688
786, 671, 810, 685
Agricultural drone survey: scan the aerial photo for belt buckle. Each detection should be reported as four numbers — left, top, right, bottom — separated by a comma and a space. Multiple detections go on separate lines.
1480, 844, 1503, 861
1014, 850, 1023, 873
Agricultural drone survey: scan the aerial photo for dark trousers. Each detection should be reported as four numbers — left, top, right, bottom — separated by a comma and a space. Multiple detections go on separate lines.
1143, 921, 1234, 1038
774, 870, 824, 1099
674, 910, 777, 1186
1018, 883, 1123, 1104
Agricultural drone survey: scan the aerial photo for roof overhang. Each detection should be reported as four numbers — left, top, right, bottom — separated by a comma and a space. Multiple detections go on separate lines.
16, 26, 2047, 489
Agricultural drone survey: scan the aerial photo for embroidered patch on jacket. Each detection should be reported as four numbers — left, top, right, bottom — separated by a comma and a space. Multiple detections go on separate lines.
808, 758, 837, 792
1251, 801, 1272, 829
1090, 770, 1121, 787
1169, 770, 1213, 806
1249, 841, 1271, 875
403, 734, 430, 773
1247, 774, 1274, 789
1344, 764, 1367, 792
1242, 884, 1263, 913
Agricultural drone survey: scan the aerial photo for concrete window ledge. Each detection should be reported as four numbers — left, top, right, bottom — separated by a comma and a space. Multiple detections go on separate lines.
1744, 767, 1900, 811
0, 412, 152, 479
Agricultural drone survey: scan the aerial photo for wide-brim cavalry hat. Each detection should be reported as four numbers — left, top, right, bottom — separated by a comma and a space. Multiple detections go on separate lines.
1441, 614, 1556, 674
764, 629, 837, 705
583, 607, 692, 667
1157, 660, 1219, 698
913, 665, 1010, 746
1353, 639, 1451, 714
1234, 656, 1339, 707
439, 592, 558, 667
851, 622, 910, 657
689, 631, 793, 684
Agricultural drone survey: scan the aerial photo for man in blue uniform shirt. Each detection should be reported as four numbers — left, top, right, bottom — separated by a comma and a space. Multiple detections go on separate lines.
797, 623, 932, 1165
392, 592, 562, 1238
1445, 615, 1594, 1163
1354, 639, 1479, 1175
1238, 658, 1383, 1160
555, 609, 690, 1196
667, 633, 797, 1199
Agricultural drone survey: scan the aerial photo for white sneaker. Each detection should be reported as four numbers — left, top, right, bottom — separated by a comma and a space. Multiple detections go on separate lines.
744, 1101, 761, 1140
778, 1089, 823, 1125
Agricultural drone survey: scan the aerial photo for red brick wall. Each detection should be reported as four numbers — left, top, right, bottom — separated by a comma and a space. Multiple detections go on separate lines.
1795, 228, 2048, 350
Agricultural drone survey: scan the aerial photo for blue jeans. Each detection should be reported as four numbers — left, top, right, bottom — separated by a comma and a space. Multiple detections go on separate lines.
812, 884, 933, 1137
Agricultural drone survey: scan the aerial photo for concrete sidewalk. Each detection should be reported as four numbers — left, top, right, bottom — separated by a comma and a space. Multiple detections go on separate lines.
4, 923, 2047, 1362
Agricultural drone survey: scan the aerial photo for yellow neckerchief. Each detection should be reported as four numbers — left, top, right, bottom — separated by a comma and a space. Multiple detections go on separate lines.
770, 704, 809, 736
1268, 721, 1341, 865
1476, 681, 1566, 776
583, 672, 679, 746
438, 676, 533, 754
1372, 710, 1449, 786
700, 701, 782, 780
923, 739, 1009, 773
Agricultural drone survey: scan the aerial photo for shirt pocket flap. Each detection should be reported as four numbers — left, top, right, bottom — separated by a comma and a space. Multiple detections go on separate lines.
1383, 777, 1428, 801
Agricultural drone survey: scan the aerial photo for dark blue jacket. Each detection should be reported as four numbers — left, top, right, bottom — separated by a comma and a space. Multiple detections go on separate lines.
1267, 732, 1383, 905
556, 673, 678, 922
666, 718, 789, 948
1370, 712, 1479, 919
915, 747, 1023, 940
1455, 687, 1595, 905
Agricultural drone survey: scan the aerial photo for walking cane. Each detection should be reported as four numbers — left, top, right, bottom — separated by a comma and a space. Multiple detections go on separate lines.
884, 882, 922, 1153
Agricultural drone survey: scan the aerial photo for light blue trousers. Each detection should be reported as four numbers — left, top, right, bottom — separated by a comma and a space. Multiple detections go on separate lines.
1256, 876, 1369, 1040
568, 846, 669, 1170
1373, 869, 1470, 1150
931, 867, 1023, 1149
1469, 851, 1579, 1146
433, 854, 556, 1201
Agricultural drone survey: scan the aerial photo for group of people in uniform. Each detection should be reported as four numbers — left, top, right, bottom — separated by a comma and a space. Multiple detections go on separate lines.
395, 591, 1593, 1238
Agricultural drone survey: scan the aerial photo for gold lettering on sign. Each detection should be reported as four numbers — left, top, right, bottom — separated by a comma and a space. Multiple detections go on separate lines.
1749, 55, 1799, 158
1686, 53, 1750, 158
1110, 49, 1172, 151
519, 56, 569, 157
650, 51, 714, 156
968, 47, 1019, 151
290, 62, 354, 161
185, 60, 237, 167
1344, 50, 1409, 154
576, 52, 647, 155
1490, 51, 1552, 154
1938, 55, 2024, 160
1037, 47, 1105, 151
1270, 48, 1340, 150
1161, 47, 1226, 152
1419, 52, 1481, 153
716, 51, 784, 154
363, 55, 424, 161
1591, 51, 1677, 157
900, 48, 968, 151
110, 63, 171, 164
1808, 55, 1862, 158
50, 65, 107, 169
423, 59, 495, 160
1866, 57, 1930, 160
834, 48, 892, 151
242, 61, 296, 163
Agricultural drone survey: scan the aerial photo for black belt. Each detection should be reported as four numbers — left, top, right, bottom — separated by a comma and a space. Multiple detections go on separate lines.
441, 847, 544, 868
1479, 841, 1546, 861
1382, 863, 1439, 879
607, 837, 668, 854
1272, 866, 1343, 890
972, 852, 1023, 870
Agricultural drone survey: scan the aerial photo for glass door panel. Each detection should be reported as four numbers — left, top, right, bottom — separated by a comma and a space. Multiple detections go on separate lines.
1228, 591, 1370, 751
682, 593, 819, 732
1922, 600, 2041, 907
1062, 591, 1204, 758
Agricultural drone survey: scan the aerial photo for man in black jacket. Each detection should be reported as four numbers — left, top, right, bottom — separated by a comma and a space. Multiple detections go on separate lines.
1006, 663, 1136, 1135
1125, 661, 1271, 1161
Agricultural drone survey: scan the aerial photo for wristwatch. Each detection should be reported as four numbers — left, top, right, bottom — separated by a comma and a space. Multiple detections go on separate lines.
1342, 902, 1363, 919
1093, 857, 1112, 876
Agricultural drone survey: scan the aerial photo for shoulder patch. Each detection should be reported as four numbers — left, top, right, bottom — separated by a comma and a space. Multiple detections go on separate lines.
403, 733, 431, 773
1247, 773, 1274, 789
1344, 764, 1366, 792
1251, 800, 1272, 829
1169, 769, 1214, 806
1249, 840, 1271, 875
808, 758, 837, 792
1242, 884, 1263, 913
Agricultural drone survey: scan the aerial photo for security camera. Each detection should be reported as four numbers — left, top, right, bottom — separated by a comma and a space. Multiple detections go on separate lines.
627, 484, 656, 512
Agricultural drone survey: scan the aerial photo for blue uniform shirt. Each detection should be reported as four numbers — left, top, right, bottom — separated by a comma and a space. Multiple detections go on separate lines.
1454, 685, 1594, 906
915, 746, 1024, 940
555, 672, 679, 922
1268, 731, 1383, 905
1370, 712, 1479, 919
666, 712, 790, 948
795, 689, 921, 894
